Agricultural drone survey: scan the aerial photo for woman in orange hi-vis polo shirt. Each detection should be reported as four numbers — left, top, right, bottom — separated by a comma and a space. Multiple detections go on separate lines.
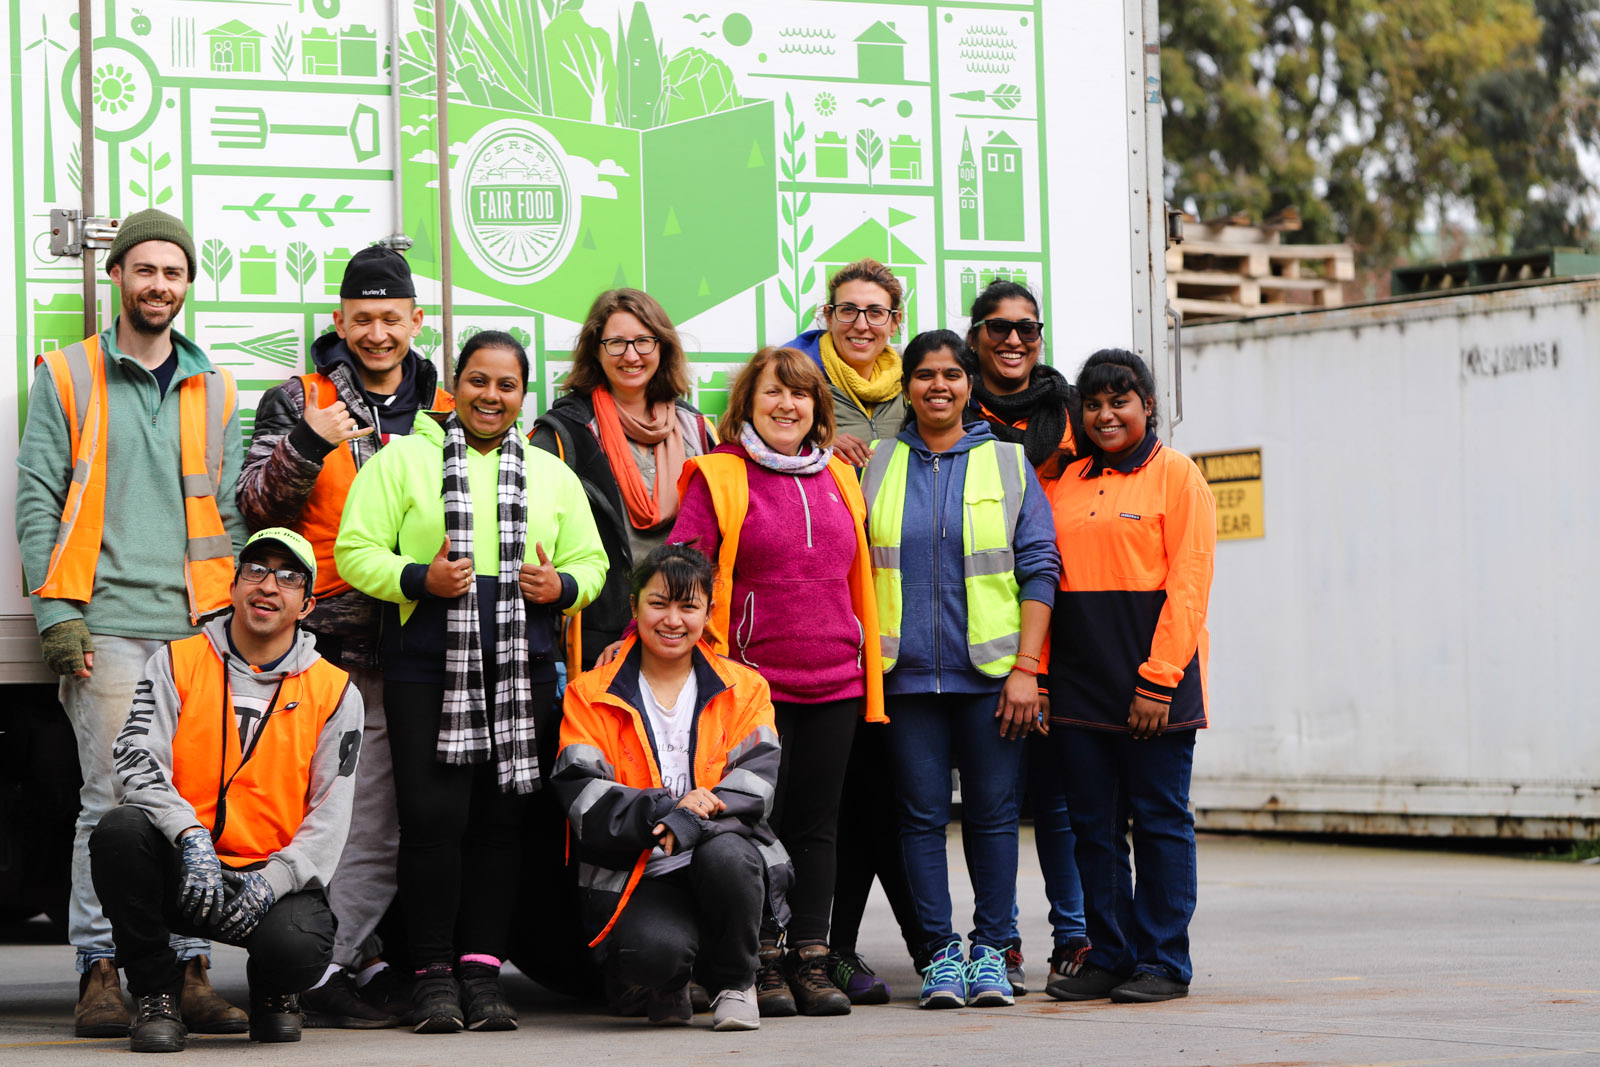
1040, 349, 1215, 1006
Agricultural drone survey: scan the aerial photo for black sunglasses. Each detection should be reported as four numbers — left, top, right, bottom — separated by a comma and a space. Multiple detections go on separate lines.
978, 317, 1045, 343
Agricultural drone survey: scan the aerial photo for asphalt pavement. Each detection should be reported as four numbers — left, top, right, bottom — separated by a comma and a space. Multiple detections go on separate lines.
1, 831, 1595, 1066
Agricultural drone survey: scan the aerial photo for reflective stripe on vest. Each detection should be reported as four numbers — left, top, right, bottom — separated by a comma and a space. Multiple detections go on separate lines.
863, 439, 1027, 676
32, 337, 237, 623
167, 634, 350, 866
293, 373, 454, 599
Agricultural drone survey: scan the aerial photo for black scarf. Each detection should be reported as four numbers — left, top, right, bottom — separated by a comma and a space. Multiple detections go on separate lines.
969, 362, 1078, 468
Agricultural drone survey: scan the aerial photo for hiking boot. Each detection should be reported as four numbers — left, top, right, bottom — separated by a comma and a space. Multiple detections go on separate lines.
965, 944, 1015, 1007
755, 944, 796, 1017
918, 941, 966, 1009
409, 966, 464, 1034
247, 992, 303, 1043
710, 986, 760, 1032
1110, 972, 1190, 1003
302, 969, 399, 1029
784, 942, 851, 1016
129, 990, 186, 1053
1047, 937, 1092, 987
1003, 938, 1027, 996
75, 958, 130, 1038
646, 986, 691, 1025
688, 981, 711, 1013
458, 963, 517, 1031
827, 949, 890, 1005
180, 954, 249, 1034
1045, 961, 1124, 1002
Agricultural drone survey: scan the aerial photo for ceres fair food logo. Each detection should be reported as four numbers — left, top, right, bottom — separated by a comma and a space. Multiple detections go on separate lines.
454, 119, 579, 286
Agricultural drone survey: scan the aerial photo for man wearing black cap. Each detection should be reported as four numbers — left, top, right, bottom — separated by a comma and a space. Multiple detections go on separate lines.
237, 245, 452, 1027
16, 207, 249, 1036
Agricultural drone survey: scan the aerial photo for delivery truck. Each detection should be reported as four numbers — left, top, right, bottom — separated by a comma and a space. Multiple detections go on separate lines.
0, 0, 1172, 919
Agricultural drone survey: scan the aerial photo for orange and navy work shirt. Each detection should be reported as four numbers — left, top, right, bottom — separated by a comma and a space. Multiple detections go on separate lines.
1044, 432, 1215, 731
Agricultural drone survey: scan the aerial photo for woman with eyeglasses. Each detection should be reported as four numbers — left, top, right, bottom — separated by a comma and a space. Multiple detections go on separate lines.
531, 289, 716, 671
964, 279, 1087, 999
780, 260, 928, 1004
779, 259, 907, 469
336, 331, 609, 1034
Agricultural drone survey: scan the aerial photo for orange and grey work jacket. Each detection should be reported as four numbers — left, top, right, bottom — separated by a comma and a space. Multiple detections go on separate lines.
553, 636, 792, 946
31, 334, 237, 623
1044, 433, 1216, 732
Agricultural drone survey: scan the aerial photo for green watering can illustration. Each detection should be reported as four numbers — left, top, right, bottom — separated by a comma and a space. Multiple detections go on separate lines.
211, 102, 380, 162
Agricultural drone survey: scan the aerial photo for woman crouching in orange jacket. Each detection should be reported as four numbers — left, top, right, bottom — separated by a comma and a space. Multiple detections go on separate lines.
552, 544, 792, 1033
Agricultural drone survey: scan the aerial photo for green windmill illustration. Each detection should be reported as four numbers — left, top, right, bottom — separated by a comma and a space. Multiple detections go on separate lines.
25, 16, 68, 201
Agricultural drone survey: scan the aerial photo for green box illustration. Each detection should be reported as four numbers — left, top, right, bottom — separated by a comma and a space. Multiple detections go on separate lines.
239, 245, 277, 296
816, 131, 849, 179
32, 294, 84, 354
324, 247, 353, 295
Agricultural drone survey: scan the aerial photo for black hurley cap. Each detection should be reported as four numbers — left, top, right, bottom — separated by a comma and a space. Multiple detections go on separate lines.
340, 245, 416, 300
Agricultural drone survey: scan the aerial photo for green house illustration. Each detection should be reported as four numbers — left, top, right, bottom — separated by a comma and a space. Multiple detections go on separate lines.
815, 212, 925, 337
888, 134, 922, 181
855, 21, 906, 83
815, 132, 848, 179
239, 245, 277, 296
303, 29, 339, 76
982, 131, 1024, 241
957, 128, 979, 241
205, 20, 264, 74
340, 26, 378, 77
324, 247, 354, 295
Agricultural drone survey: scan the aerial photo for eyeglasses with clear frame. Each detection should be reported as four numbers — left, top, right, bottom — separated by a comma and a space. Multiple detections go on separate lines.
238, 561, 308, 590
599, 336, 660, 356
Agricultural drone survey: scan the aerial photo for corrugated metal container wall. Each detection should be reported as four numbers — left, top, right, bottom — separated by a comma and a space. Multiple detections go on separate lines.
1173, 280, 1600, 838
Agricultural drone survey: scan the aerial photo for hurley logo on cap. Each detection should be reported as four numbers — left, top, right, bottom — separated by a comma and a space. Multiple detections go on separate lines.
362, 288, 387, 296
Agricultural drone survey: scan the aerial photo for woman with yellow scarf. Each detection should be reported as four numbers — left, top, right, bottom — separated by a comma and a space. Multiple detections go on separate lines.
781, 259, 907, 468
778, 259, 925, 1005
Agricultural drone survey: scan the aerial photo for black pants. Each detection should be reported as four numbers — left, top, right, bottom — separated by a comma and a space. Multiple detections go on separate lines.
764, 698, 859, 944
829, 718, 926, 958
608, 834, 764, 994
385, 678, 557, 967
89, 806, 334, 998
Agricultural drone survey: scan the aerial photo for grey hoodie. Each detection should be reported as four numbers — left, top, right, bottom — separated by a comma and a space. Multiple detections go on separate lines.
111, 617, 363, 902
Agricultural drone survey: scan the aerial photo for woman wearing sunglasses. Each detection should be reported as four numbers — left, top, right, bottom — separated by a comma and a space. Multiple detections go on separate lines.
966, 281, 1082, 487
531, 289, 717, 671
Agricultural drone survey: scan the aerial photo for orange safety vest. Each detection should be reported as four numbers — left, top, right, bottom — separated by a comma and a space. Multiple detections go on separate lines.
167, 633, 351, 867
674, 453, 886, 723
31, 335, 237, 624
293, 373, 454, 599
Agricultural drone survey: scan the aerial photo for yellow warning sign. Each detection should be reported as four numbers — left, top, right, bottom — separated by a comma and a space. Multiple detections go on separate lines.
1193, 449, 1264, 541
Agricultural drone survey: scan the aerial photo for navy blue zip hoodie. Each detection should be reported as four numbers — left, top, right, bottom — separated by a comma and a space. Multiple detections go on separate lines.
879, 421, 1060, 697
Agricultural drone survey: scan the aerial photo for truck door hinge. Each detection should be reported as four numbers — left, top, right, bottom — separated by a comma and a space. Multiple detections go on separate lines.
49, 210, 121, 258
375, 233, 414, 251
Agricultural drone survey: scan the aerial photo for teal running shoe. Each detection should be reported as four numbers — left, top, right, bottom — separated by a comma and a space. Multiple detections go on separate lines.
918, 941, 967, 1009
964, 944, 1015, 1007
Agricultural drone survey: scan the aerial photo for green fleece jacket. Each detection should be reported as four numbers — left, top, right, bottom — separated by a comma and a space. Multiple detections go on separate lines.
14, 322, 247, 640
334, 412, 608, 628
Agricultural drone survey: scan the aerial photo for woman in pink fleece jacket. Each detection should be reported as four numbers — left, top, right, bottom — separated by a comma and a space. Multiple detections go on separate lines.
667, 346, 879, 1020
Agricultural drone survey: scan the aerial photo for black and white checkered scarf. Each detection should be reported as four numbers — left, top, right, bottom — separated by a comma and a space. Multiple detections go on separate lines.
438, 413, 538, 793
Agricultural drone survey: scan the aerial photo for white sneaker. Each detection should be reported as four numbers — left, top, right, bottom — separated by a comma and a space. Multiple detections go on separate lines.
710, 986, 760, 1032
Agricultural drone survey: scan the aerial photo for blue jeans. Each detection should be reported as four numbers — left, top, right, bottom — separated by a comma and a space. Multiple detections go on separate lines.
1059, 727, 1197, 984
885, 692, 1024, 956
1024, 731, 1087, 947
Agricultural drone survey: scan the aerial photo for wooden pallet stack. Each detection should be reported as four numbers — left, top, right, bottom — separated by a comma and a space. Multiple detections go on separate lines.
1166, 209, 1355, 323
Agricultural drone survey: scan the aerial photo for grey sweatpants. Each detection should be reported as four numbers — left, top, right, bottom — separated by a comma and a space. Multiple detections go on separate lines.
327, 666, 399, 970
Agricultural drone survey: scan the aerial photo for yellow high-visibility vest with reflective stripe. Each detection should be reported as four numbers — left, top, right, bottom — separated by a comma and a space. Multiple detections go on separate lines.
861, 438, 1028, 677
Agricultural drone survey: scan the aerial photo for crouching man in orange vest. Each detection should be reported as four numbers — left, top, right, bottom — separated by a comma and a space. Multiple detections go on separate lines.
89, 528, 364, 1053
13, 208, 248, 1036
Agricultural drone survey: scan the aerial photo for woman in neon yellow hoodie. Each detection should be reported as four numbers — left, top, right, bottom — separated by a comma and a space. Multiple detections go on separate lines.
336, 331, 607, 1034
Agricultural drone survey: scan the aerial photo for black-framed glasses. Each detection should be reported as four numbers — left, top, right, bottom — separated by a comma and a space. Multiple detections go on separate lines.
600, 336, 659, 356
828, 303, 895, 326
979, 317, 1045, 343
238, 561, 307, 590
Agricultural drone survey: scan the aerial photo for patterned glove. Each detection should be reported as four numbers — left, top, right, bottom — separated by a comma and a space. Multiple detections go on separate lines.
40, 619, 93, 676
175, 827, 225, 926
216, 869, 275, 942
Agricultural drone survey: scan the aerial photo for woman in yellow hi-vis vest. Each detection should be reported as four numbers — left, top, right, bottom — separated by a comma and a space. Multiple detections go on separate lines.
860, 330, 1060, 1011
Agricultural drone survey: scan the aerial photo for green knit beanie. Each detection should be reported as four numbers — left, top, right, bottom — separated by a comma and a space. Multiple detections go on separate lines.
106, 208, 197, 279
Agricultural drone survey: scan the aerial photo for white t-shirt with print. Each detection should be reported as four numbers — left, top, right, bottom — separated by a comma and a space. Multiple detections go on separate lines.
641, 670, 697, 878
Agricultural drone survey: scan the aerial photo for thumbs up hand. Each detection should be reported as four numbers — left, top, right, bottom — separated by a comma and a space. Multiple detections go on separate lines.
519, 540, 563, 605
425, 537, 474, 599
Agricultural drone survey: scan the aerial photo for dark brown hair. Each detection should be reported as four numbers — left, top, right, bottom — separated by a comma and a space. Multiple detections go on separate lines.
825, 258, 905, 312
717, 347, 836, 449
563, 288, 690, 405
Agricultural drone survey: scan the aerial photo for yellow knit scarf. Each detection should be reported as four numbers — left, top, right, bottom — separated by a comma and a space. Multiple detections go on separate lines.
819, 333, 902, 415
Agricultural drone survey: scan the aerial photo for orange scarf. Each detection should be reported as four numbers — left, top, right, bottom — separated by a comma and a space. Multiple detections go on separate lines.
590, 387, 687, 530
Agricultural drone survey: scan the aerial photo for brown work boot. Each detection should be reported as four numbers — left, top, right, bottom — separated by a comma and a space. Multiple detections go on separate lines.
180, 954, 249, 1034
755, 943, 796, 1017
75, 958, 130, 1038
783, 942, 851, 1016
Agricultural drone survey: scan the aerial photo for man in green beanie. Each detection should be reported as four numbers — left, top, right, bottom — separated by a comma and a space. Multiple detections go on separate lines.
14, 207, 249, 1037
